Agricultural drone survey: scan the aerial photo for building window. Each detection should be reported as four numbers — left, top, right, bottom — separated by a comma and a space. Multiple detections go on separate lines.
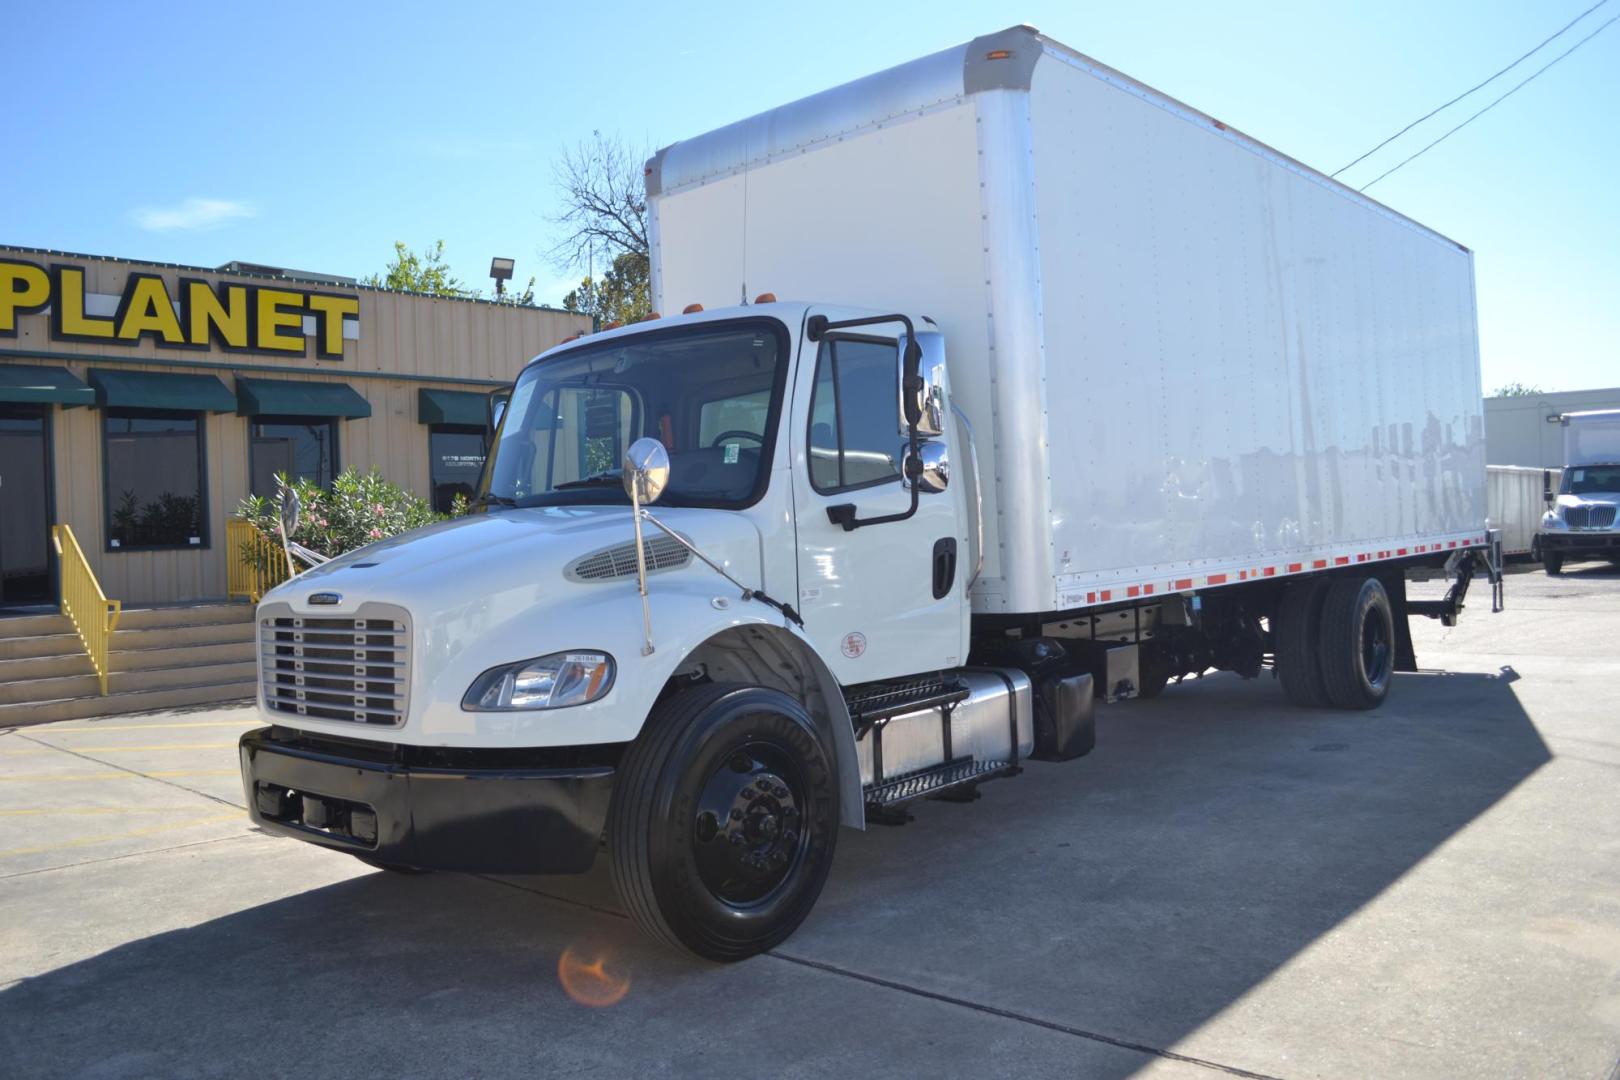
103, 410, 206, 550
250, 416, 338, 496
807, 337, 902, 493
429, 425, 487, 513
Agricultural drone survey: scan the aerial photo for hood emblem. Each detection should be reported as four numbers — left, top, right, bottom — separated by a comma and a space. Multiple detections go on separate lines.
307, 592, 342, 606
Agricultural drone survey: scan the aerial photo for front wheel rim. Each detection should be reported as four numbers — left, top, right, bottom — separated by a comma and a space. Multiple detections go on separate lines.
690, 737, 809, 907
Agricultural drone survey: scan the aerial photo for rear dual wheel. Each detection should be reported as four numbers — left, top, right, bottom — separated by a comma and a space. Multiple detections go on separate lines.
608, 683, 839, 963
1276, 576, 1394, 711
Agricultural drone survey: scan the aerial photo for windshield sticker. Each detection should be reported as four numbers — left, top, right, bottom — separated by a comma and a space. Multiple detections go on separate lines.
723, 443, 740, 465
1572, 469, 1585, 482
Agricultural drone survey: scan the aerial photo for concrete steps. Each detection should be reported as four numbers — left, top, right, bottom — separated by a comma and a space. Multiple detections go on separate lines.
0, 602, 258, 727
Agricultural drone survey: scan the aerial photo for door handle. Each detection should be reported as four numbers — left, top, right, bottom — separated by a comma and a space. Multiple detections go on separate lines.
932, 537, 957, 599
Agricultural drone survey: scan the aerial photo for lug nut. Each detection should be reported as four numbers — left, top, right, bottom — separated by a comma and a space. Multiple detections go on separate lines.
729, 808, 743, 820
783, 830, 798, 844
741, 786, 756, 799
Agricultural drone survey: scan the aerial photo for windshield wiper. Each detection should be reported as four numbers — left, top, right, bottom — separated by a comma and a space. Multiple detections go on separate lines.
477, 492, 519, 508
552, 472, 624, 491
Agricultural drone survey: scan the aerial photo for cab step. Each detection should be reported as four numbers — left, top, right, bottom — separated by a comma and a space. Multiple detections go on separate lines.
863, 757, 1014, 821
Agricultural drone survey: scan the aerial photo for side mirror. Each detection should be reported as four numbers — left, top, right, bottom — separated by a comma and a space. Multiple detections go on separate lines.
899, 332, 947, 437
622, 437, 671, 505
278, 482, 301, 535
1543, 469, 1555, 505
487, 388, 512, 438
902, 439, 949, 494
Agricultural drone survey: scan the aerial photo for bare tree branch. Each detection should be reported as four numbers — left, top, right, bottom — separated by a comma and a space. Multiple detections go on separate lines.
548, 130, 650, 271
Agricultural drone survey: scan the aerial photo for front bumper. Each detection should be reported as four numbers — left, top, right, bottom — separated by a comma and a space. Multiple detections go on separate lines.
1542, 531, 1620, 554
239, 726, 616, 874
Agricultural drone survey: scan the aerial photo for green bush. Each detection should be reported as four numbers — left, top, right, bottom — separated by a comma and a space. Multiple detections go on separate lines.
237, 468, 468, 560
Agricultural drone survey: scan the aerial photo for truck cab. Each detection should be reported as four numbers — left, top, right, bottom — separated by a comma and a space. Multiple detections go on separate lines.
1538, 409, 1620, 574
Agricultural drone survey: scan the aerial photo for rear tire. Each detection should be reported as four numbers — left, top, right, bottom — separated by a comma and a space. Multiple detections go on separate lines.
608, 683, 839, 962
1317, 577, 1394, 711
1543, 549, 1564, 575
1276, 578, 1332, 708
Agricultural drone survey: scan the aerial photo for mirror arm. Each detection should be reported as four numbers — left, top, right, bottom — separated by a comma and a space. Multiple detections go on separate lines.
638, 510, 805, 627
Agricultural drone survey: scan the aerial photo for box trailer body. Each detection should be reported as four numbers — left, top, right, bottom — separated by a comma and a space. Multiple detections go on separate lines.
239, 26, 1502, 962
648, 26, 1488, 615
1538, 409, 1620, 571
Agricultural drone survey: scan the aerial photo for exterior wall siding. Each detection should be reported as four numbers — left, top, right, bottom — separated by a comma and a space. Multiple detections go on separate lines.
1, 247, 589, 606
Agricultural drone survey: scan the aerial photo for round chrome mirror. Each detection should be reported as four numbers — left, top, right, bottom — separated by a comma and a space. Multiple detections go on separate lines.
623, 437, 671, 504
278, 484, 301, 535
902, 440, 949, 494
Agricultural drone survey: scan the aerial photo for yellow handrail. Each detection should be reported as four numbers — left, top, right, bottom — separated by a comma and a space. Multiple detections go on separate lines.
227, 517, 290, 603
52, 525, 121, 696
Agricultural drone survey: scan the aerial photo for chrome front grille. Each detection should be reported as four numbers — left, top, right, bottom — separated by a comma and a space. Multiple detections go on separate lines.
1565, 504, 1617, 530
259, 605, 409, 726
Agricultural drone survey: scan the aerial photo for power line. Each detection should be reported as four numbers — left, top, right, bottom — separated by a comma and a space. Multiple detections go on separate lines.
1332, 0, 1611, 178
1358, 12, 1618, 191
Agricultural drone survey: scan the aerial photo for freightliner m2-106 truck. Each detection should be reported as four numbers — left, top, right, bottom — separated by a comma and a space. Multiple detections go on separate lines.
1538, 409, 1620, 574
240, 26, 1501, 960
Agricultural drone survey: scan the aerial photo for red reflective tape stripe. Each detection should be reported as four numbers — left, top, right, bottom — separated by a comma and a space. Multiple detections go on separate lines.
1100, 590, 1111, 601
1207, 573, 1227, 585
1287, 563, 1302, 573
1265, 567, 1278, 577
1397, 548, 1408, 555
1174, 578, 1192, 590
1314, 559, 1328, 569
1087, 592, 1096, 603
1334, 556, 1349, 566
1127, 585, 1140, 598
1144, 583, 1155, 595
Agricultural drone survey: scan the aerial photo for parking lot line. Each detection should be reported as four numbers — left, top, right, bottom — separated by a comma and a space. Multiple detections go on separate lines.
0, 743, 238, 757
36, 721, 258, 734
0, 813, 240, 860
0, 807, 224, 817
0, 770, 239, 783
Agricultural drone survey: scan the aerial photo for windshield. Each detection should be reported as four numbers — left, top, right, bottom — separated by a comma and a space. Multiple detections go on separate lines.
1563, 465, 1620, 496
480, 318, 788, 509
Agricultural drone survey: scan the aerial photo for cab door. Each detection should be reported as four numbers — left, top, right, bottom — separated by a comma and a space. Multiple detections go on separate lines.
789, 318, 966, 684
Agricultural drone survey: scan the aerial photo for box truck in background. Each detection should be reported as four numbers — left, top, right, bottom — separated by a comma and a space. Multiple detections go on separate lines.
1539, 409, 1620, 573
240, 26, 1501, 960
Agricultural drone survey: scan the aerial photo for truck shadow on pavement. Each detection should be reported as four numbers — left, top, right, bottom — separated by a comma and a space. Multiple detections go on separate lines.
0, 667, 1549, 1078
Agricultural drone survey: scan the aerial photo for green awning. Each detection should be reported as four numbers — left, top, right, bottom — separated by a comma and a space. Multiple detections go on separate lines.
417, 387, 489, 427
88, 368, 236, 413
236, 377, 371, 419
0, 363, 94, 407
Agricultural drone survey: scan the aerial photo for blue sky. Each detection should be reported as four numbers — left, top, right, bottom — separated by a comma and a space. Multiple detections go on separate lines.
3, 0, 1615, 393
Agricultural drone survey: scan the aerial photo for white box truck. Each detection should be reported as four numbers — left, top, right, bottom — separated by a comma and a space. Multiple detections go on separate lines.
1538, 409, 1620, 573
240, 26, 1501, 960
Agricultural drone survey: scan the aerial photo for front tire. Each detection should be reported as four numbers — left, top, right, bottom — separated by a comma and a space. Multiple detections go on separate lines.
1543, 549, 1564, 575
608, 683, 839, 962
1317, 577, 1394, 710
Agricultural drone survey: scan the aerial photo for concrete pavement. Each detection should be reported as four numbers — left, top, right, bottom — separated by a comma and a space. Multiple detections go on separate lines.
1, 564, 1618, 1078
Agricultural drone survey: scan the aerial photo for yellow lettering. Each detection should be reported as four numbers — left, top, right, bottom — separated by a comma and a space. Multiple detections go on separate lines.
0, 260, 50, 334
255, 288, 306, 352
305, 293, 359, 359
55, 267, 115, 339
116, 275, 185, 344
185, 280, 249, 349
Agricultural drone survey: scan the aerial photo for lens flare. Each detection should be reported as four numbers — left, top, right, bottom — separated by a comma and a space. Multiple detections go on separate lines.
557, 947, 631, 1008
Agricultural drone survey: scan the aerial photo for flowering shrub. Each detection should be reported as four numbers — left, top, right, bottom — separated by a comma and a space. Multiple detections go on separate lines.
236, 469, 467, 560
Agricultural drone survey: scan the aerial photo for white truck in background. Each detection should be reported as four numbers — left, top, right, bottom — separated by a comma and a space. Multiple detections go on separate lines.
1538, 409, 1620, 573
240, 26, 1501, 961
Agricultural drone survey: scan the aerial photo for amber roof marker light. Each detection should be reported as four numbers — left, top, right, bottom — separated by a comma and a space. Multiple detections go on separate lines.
753, 292, 777, 304
682, 303, 704, 314
985, 49, 1012, 60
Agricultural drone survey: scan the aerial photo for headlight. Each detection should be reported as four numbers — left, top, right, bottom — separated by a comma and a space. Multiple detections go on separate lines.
463, 651, 615, 711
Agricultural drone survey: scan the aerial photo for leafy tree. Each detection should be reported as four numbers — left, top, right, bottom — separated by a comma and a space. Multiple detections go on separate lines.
363, 240, 471, 297
1491, 381, 1544, 398
550, 131, 651, 322
562, 250, 649, 326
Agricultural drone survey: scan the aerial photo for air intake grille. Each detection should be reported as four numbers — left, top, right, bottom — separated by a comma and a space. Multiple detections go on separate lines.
1565, 504, 1617, 530
259, 607, 408, 726
567, 535, 691, 581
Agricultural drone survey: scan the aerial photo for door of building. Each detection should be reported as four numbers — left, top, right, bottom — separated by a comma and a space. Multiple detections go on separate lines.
0, 405, 52, 606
